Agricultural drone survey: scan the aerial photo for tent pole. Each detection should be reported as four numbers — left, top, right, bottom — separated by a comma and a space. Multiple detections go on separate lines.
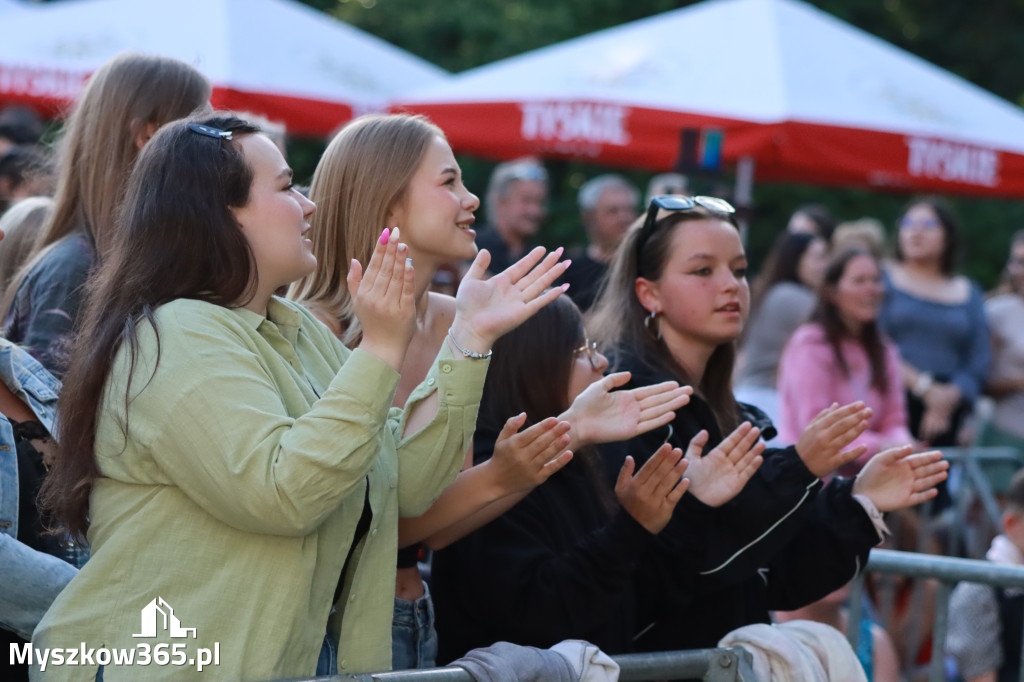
734, 155, 755, 245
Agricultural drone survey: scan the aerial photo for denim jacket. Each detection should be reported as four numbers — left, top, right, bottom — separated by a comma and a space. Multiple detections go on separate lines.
0, 337, 61, 538
0, 338, 81, 639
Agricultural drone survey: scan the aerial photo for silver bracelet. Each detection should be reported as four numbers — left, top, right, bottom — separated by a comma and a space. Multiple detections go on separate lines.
447, 328, 492, 359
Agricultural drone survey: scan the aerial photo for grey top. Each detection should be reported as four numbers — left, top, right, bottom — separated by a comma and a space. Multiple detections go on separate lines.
736, 282, 816, 389
878, 271, 990, 402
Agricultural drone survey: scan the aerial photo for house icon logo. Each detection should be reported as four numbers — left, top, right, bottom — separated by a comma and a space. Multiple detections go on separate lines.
132, 597, 197, 639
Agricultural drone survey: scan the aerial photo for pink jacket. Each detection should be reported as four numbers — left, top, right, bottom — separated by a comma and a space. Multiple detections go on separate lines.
777, 323, 913, 470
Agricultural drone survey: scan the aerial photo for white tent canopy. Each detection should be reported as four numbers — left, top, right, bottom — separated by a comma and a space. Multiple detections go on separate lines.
0, 0, 448, 136
396, 0, 1024, 197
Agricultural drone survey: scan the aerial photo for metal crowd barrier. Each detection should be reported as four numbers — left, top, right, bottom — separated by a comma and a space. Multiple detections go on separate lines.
327, 647, 754, 681
272, 549, 1024, 682
850, 548, 1024, 682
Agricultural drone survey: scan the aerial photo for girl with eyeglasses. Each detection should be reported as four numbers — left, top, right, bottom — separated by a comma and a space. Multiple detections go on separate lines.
879, 196, 990, 449
588, 196, 949, 652
431, 294, 768, 661
288, 113, 691, 671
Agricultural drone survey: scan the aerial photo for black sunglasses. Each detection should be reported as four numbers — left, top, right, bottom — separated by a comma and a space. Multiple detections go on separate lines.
635, 195, 736, 275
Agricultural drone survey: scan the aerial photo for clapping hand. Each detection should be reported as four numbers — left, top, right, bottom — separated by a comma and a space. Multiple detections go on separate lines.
852, 445, 949, 512
488, 414, 574, 495
795, 402, 872, 478
559, 373, 692, 449
448, 247, 570, 356
615, 444, 690, 534
684, 424, 765, 507
349, 227, 416, 371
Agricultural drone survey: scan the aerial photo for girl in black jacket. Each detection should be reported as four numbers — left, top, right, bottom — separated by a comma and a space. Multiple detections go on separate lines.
588, 195, 950, 652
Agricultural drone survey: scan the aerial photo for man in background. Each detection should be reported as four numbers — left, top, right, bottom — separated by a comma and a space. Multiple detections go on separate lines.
561, 174, 639, 312
472, 158, 549, 276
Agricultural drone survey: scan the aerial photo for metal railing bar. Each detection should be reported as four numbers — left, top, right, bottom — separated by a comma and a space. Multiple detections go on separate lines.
867, 548, 1024, 586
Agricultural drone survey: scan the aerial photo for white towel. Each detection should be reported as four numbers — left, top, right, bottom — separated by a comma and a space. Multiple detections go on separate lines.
719, 620, 867, 682
550, 640, 620, 682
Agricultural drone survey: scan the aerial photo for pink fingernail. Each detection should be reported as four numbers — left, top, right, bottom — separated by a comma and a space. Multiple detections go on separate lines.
379, 228, 390, 245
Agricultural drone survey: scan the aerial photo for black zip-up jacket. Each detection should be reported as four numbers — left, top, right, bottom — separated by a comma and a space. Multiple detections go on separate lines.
600, 347, 882, 653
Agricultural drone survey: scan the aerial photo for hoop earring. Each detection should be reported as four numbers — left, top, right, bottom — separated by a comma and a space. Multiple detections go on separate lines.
644, 310, 662, 340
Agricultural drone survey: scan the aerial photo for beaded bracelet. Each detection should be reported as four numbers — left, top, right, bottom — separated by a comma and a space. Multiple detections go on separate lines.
447, 328, 492, 359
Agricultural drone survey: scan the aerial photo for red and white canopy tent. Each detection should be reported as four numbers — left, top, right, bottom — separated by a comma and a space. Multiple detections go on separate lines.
394, 0, 1024, 200
0, 0, 448, 137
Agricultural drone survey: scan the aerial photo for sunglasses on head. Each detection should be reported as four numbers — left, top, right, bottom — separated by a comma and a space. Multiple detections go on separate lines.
635, 195, 736, 275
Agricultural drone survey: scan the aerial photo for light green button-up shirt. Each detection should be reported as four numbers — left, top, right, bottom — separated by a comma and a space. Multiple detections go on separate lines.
32, 297, 487, 681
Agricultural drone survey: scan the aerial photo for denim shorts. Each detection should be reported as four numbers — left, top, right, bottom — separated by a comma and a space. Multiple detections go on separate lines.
391, 580, 437, 670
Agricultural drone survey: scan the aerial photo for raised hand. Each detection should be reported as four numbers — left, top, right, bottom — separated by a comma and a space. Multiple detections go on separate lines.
684, 424, 765, 507
615, 444, 689, 534
487, 414, 574, 495
853, 445, 949, 512
559, 373, 692, 449
349, 227, 416, 371
448, 246, 570, 355
795, 402, 872, 478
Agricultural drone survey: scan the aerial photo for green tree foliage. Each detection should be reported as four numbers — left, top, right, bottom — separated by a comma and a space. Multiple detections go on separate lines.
296, 0, 1024, 286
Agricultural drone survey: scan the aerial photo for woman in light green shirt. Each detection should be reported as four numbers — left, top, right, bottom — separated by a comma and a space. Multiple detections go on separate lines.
32, 114, 569, 681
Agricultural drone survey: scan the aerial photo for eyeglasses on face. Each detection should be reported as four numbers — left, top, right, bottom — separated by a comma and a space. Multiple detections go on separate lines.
635, 195, 736, 275
573, 339, 600, 371
898, 216, 941, 231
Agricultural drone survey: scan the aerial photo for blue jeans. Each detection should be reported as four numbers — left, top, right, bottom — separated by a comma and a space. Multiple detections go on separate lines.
316, 631, 338, 676
0, 533, 77, 640
391, 581, 437, 670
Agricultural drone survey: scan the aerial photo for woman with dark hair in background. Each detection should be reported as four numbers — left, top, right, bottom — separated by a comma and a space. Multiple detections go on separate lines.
778, 248, 914, 475
879, 196, 989, 447
2, 52, 211, 377
32, 113, 568, 680
588, 195, 948, 653
735, 231, 828, 441
787, 202, 837, 241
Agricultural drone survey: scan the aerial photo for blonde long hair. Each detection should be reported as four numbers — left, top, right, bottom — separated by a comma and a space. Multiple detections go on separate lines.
288, 113, 444, 345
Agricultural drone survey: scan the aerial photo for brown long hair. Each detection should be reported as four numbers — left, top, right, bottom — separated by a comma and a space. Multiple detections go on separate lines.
2, 53, 210, 317
288, 113, 443, 345
41, 114, 260, 541
589, 208, 742, 432
810, 248, 889, 392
